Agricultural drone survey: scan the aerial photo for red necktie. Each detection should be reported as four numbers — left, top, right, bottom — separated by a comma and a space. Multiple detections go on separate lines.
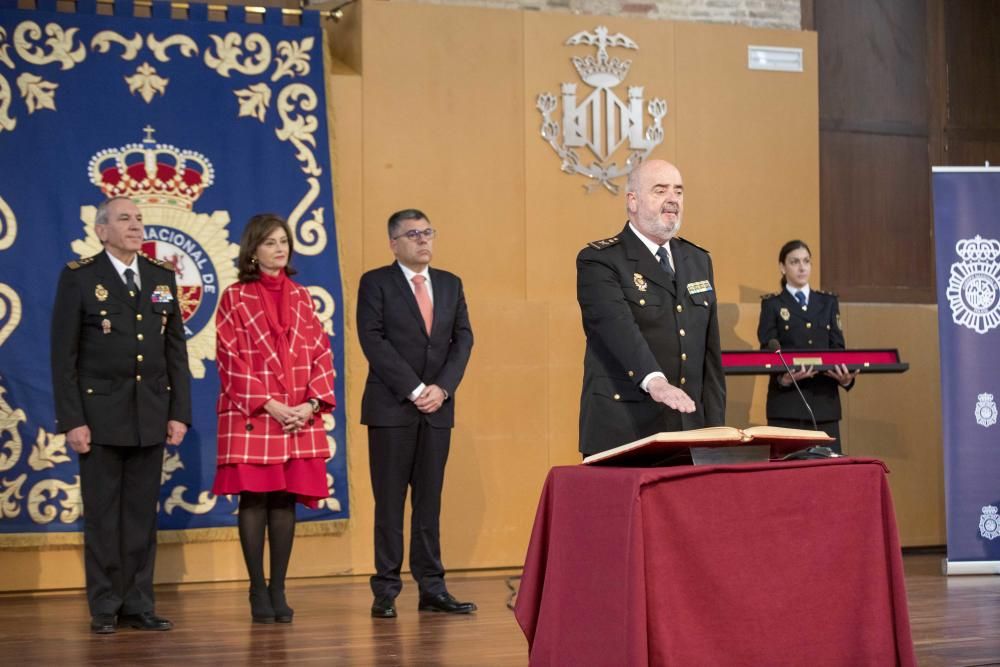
412, 275, 433, 333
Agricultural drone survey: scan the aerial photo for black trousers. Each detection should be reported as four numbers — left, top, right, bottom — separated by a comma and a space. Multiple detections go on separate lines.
767, 418, 842, 454
368, 422, 450, 600
78, 443, 164, 616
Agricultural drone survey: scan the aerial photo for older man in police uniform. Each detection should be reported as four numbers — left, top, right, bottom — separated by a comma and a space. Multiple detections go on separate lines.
51, 196, 191, 634
576, 159, 726, 456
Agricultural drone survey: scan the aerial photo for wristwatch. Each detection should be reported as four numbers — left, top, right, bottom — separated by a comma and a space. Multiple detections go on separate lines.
308, 398, 320, 413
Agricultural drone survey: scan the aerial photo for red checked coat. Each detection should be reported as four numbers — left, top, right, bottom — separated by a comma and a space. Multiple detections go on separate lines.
215, 280, 336, 464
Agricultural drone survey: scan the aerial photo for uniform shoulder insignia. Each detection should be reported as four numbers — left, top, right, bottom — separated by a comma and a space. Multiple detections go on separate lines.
760, 292, 779, 300
813, 288, 838, 298
66, 255, 98, 270
676, 236, 710, 254
139, 252, 176, 272
586, 236, 621, 250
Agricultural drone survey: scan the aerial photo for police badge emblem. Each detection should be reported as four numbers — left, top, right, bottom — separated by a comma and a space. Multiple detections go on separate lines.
779, 307, 790, 321
975, 392, 997, 428
95, 284, 108, 302
947, 235, 1000, 335
979, 505, 1000, 540
633, 273, 648, 292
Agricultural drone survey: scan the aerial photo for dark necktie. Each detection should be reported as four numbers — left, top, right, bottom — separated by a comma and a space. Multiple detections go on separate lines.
656, 246, 674, 279
795, 290, 807, 309
124, 268, 139, 305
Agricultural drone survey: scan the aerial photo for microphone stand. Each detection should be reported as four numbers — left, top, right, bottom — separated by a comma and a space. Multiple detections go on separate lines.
770, 344, 819, 433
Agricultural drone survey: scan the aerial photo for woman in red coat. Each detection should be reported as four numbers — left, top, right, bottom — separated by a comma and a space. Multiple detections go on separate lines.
212, 214, 336, 624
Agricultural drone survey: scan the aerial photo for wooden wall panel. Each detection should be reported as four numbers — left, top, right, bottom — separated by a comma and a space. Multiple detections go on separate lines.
819, 131, 934, 302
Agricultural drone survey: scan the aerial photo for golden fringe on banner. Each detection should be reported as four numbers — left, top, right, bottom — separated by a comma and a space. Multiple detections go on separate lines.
0, 519, 349, 550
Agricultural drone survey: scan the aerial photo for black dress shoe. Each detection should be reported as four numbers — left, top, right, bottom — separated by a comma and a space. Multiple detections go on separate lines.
418, 592, 477, 614
250, 587, 275, 624
268, 585, 294, 624
370, 596, 397, 618
120, 611, 173, 631
90, 614, 116, 634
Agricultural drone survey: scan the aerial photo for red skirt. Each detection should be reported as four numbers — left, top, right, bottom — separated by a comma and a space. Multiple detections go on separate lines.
212, 458, 328, 509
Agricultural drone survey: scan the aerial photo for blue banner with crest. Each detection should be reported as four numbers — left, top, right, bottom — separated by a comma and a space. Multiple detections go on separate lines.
932, 167, 1000, 568
0, 3, 348, 544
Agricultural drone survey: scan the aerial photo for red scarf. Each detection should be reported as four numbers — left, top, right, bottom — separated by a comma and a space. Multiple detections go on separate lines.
252, 270, 293, 391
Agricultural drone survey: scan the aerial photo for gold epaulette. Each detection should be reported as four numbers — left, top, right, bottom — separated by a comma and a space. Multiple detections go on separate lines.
586, 235, 621, 250
813, 288, 838, 298
139, 252, 177, 272
677, 236, 710, 254
66, 255, 98, 270
760, 292, 779, 300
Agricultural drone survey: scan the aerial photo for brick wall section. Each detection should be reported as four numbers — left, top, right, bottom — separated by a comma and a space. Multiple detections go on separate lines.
397, 0, 802, 30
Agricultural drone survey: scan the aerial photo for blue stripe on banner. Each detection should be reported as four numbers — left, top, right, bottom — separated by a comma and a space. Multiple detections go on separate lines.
37, 0, 57, 11
0, 0, 17, 10
303, 10, 320, 28
265, 7, 283, 26
188, 1, 208, 21
932, 168, 1000, 565
77, 0, 98, 15
152, 0, 171, 19
227, 5, 246, 24
114, 0, 134, 17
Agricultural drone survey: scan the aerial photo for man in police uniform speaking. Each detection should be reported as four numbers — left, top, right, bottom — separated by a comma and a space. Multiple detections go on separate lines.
51, 197, 192, 634
576, 159, 726, 456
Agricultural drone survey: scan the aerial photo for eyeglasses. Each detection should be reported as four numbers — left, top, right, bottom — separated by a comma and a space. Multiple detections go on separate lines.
392, 228, 436, 241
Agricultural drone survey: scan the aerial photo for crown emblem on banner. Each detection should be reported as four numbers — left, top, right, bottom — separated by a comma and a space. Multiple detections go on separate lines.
88, 126, 215, 210
956, 235, 1000, 262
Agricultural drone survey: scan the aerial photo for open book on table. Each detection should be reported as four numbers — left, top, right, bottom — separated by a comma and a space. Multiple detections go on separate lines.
582, 425, 835, 466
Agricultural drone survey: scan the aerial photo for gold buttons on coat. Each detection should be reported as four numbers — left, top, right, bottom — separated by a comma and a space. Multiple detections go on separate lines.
807, 340, 813, 345
86, 388, 93, 394
100, 310, 107, 316
613, 394, 621, 401
136, 375, 142, 382
681, 353, 687, 361
137, 354, 144, 362
680, 377, 687, 385
784, 325, 789, 331
628, 371, 634, 377
827, 324, 831, 330
679, 329, 686, 337
639, 299, 646, 306
676, 305, 682, 313
137, 334, 144, 341
136, 313, 143, 321
806, 323, 812, 329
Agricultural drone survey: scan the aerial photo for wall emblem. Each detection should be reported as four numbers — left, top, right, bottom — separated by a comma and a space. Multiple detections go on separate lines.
947, 235, 1000, 335
979, 505, 1000, 540
975, 392, 997, 428
72, 127, 239, 378
536, 26, 667, 194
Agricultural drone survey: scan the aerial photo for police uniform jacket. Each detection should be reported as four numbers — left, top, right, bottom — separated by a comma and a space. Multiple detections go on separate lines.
51, 251, 192, 446
756, 288, 853, 422
215, 281, 337, 465
576, 224, 726, 455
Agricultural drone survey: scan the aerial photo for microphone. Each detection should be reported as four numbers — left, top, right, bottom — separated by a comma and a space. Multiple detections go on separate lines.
766, 339, 819, 433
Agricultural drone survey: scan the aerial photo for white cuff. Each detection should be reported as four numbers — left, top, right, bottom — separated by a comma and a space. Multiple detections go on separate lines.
640, 372, 666, 393
409, 383, 426, 402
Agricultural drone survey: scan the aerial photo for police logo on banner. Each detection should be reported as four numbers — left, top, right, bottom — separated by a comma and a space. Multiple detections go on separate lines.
72, 130, 239, 378
536, 26, 667, 194
979, 505, 1000, 540
947, 235, 1000, 335
975, 392, 998, 428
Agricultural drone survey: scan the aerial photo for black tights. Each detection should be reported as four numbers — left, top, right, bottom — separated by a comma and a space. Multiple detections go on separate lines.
238, 491, 297, 591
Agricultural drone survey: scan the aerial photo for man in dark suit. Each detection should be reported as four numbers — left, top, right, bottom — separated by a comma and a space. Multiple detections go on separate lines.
51, 197, 191, 634
357, 208, 475, 618
577, 159, 726, 456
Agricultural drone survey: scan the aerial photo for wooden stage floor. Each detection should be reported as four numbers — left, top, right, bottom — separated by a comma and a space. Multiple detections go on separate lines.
0, 553, 998, 666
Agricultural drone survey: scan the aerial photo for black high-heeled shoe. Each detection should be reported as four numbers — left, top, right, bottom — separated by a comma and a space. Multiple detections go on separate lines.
250, 586, 276, 624
268, 584, 294, 623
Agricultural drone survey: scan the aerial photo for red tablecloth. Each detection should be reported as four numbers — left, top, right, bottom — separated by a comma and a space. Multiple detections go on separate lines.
514, 459, 916, 667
